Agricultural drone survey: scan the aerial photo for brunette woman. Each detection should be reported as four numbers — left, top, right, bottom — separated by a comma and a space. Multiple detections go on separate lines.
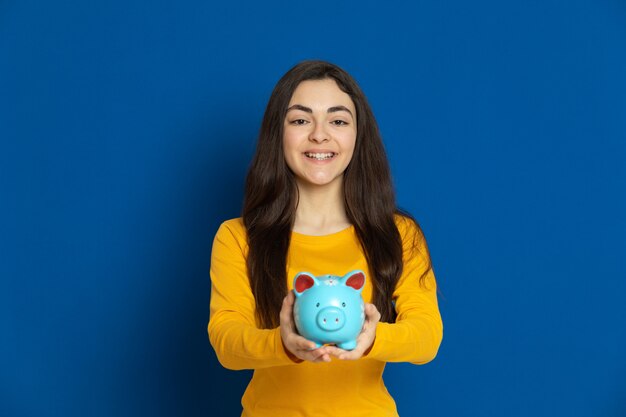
208, 60, 442, 417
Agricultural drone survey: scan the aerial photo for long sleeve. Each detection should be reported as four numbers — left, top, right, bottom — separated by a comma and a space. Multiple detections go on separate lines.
208, 217, 439, 416
366, 217, 444, 364
207, 219, 296, 370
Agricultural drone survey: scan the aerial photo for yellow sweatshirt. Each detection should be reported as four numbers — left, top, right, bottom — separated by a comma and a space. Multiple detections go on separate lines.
208, 216, 443, 417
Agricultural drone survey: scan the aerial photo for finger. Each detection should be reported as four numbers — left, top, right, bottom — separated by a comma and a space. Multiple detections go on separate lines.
367, 303, 380, 316
280, 294, 297, 330
311, 349, 331, 363
325, 344, 362, 360
365, 303, 381, 320
362, 318, 379, 334
316, 349, 331, 363
338, 352, 355, 360
281, 293, 294, 316
319, 353, 331, 363
338, 347, 363, 360
302, 347, 330, 363
285, 290, 295, 305
324, 346, 345, 357
299, 340, 317, 351
290, 334, 316, 351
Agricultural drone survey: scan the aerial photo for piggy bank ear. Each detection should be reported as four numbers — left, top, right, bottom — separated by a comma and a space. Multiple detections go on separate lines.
344, 270, 365, 292
293, 272, 316, 297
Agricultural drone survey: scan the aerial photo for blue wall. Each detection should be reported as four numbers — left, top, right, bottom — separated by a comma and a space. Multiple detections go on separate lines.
1, 1, 625, 416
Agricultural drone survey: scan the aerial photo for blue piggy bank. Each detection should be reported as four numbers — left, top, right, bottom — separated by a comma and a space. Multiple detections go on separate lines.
292, 270, 366, 350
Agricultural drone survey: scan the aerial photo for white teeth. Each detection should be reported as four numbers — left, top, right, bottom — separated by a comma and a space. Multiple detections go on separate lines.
305, 152, 335, 160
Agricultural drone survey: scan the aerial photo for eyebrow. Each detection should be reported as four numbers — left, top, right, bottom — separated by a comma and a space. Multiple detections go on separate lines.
287, 104, 354, 118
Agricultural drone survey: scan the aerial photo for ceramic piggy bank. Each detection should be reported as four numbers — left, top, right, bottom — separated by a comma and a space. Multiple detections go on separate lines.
292, 270, 366, 350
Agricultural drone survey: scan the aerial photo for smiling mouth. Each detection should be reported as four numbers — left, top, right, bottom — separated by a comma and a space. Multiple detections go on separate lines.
304, 152, 336, 160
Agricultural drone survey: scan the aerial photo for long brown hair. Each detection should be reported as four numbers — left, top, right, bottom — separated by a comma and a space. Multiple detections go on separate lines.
243, 60, 430, 329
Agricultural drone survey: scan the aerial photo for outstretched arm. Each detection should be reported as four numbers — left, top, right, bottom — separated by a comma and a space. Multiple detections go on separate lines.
369, 218, 443, 364
208, 220, 330, 370
328, 217, 443, 364
208, 221, 298, 370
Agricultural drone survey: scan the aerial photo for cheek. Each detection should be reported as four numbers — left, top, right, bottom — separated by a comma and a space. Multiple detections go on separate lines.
340, 132, 357, 155
282, 130, 297, 150
282, 132, 300, 169
282, 125, 303, 150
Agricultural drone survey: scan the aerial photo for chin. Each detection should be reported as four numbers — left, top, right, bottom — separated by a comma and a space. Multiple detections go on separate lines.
299, 175, 343, 188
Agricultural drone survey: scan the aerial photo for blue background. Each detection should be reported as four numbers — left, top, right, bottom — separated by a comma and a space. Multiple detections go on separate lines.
1, 0, 625, 416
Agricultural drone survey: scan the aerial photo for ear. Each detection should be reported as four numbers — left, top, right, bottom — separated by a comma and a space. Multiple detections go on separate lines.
344, 270, 365, 292
293, 272, 316, 297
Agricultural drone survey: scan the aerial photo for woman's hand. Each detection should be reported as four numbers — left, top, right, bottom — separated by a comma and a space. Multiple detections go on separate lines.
280, 291, 331, 363
326, 303, 381, 360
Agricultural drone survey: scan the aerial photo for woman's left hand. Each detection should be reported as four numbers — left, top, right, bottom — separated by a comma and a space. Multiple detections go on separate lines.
326, 303, 381, 360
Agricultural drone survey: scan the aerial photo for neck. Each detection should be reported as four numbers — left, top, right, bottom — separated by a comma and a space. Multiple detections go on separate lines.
292, 178, 351, 236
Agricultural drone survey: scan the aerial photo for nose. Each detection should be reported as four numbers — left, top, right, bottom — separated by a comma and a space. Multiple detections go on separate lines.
309, 122, 329, 143
316, 307, 346, 332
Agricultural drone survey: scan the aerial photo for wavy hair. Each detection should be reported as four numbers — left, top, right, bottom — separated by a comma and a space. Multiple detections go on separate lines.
243, 60, 429, 329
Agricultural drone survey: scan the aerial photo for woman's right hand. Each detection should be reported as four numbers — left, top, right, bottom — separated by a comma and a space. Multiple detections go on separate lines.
280, 291, 331, 363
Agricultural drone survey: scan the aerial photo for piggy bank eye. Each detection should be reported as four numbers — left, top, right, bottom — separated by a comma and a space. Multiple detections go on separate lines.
342, 302, 346, 307
316, 302, 320, 308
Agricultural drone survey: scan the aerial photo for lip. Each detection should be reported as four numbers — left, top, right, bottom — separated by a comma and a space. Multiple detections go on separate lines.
301, 150, 338, 163
303, 149, 337, 154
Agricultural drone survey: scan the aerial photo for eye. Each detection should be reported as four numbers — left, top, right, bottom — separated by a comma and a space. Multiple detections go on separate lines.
331, 120, 348, 126
342, 302, 346, 307
290, 119, 308, 125
316, 302, 320, 308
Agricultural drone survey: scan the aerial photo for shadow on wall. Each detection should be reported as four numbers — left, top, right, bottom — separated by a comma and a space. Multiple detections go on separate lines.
174, 119, 255, 415
119, 115, 256, 415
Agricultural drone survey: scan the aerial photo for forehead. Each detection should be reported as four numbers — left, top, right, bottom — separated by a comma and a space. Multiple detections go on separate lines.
288, 79, 355, 110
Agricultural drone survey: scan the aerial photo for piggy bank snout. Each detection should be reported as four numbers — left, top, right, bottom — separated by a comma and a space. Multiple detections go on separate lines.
316, 307, 346, 331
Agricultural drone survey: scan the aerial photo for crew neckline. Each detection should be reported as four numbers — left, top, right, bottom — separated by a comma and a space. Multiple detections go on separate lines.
290, 224, 355, 244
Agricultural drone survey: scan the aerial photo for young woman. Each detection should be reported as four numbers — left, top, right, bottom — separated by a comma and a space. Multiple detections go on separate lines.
208, 60, 443, 417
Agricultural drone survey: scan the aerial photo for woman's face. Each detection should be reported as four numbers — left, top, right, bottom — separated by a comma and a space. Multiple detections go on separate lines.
283, 78, 357, 189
